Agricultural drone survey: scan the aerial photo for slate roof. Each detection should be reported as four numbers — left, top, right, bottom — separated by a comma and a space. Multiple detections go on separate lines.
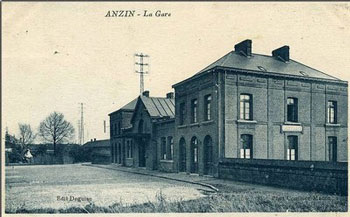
140, 96, 175, 118
109, 97, 138, 116
193, 51, 340, 81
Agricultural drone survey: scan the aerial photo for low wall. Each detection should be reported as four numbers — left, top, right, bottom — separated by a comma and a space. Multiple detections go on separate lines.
158, 160, 174, 173
218, 158, 348, 195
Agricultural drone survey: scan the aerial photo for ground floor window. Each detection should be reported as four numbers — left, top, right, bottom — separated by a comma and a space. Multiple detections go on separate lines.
287, 136, 298, 160
240, 134, 253, 159
161, 137, 166, 160
126, 140, 133, 158
167, 137, 174, 160
328, 136, 337, 162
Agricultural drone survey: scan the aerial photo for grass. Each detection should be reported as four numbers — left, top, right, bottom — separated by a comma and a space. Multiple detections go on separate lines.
7, 190, 347, 213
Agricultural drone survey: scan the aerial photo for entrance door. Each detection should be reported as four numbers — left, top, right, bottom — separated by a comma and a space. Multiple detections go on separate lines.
190, 137, 199, 174
203, 136, 213, 175
179, 138, 186, 172
139, 139, 146, 167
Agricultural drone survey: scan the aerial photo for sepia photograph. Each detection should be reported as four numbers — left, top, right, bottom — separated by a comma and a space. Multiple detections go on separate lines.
2, 1, 350, 216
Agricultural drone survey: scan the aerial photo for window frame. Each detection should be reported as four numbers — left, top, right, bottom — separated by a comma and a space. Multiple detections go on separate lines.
204, 94, 212, 121
191, 99, 198, 123
328, 136, 337, 162
287, 97, 298, 123
240, 134, 253, 159
161, 137, 167, 160
287, 135, 298, 161
240, 94, 253, 120
327, 101, 337, 124
179, 102, 186, 125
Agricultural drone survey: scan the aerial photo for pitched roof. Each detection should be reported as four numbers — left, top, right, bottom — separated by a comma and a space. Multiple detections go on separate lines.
140, 96, 175, 118
109, 97, 138, 115
195, 51, 340, 81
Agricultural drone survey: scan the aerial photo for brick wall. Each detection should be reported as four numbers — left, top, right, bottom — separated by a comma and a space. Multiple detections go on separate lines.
218, 158, 347, 195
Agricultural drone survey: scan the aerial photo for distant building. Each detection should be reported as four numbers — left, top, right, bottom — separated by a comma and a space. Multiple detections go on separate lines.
109, 39, 348, 177
83, 139, 111, 164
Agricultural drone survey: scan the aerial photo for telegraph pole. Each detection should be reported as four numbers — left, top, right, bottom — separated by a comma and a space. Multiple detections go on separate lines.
135, 53, 150, 94
80, 103, 84, 145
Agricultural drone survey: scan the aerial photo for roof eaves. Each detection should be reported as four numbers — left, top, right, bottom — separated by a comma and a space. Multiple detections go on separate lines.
216, 66, 348, 85
172, 67, 215, 88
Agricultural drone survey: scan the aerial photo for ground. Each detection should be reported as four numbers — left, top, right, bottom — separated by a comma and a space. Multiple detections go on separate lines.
5, 164, 347, 213
5, 164, 209, 212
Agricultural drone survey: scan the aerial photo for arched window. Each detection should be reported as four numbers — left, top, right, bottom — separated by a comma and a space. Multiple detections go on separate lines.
138, 119, 144, 133
190, 137, 199, 173
179, 137, 186, 172
240, 134, 253, 159
203, 135, 213, 175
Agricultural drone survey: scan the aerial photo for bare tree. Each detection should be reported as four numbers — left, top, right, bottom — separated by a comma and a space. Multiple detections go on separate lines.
18, 123, 36, 149
39, 112, 75, 155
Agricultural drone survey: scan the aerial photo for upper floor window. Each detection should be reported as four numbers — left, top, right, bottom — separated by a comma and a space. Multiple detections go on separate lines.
328, 136, 337, 162
287, 97, 298, 122
287, 136, 298, 160
240, 134, 253, 159
327, 101, 337, 124
204, 95, 212, 121
161, 137, 166, 160
179, 102, 186, 125
240, 94, 252, 120
191, 99, 198, 123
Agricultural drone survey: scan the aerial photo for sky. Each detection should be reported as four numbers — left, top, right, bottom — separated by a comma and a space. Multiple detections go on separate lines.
2, 2, 350, 144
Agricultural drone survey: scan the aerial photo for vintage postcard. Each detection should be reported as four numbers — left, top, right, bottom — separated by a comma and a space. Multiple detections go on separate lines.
2, 1, 350, 216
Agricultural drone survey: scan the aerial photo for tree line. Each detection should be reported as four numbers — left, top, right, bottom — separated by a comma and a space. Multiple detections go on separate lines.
7, 111, 75, 157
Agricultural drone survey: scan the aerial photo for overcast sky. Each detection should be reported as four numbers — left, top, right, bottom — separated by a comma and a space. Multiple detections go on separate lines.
3, 2, 350, 143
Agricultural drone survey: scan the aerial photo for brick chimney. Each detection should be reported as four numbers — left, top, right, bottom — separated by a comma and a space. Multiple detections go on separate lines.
234, 39, 252, 57
166, 92, 174, 99
272, 46, 289, 62
142, 90, 149, 97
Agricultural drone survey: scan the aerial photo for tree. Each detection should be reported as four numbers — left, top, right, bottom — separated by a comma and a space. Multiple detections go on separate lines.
18, 123, 36, 149
38, 112, 75, 155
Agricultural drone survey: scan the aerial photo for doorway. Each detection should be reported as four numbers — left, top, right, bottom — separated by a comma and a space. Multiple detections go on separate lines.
179, 138, 186, 172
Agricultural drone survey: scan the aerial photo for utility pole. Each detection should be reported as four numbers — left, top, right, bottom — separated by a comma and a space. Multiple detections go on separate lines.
135, 53, 150, 94
80, 103, 84, 145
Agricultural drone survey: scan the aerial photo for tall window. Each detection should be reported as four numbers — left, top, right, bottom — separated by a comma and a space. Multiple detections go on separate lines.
191, 99, 198, 123
204, 95, 212, 121
327, 101, 337, 124
240, 94, 252, 120
287, 136, 298, 160
179, 102, 186, 125
161, 137, 167, 160
167, 137, 174, 160
240, 134, 253, 159
287, 98, 298, 122
328, 137, 337, 162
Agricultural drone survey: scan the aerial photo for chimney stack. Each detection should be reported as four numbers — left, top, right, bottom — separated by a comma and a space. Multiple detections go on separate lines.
166, 92, 174, 99
234, 39, 252, 57
142, 90, 150, 97
272, 46, 290, 62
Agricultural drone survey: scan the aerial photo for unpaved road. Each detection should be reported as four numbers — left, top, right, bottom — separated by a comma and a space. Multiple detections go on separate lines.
5, 164, 211, 211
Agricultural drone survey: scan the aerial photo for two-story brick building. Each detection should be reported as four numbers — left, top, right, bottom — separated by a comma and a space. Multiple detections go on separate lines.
110, 39, 348, 180
109, 91, 175, 171
173, 39, 347, 176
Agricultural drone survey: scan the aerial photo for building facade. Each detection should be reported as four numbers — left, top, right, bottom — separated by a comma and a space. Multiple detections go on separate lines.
110, 39, 348, 177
